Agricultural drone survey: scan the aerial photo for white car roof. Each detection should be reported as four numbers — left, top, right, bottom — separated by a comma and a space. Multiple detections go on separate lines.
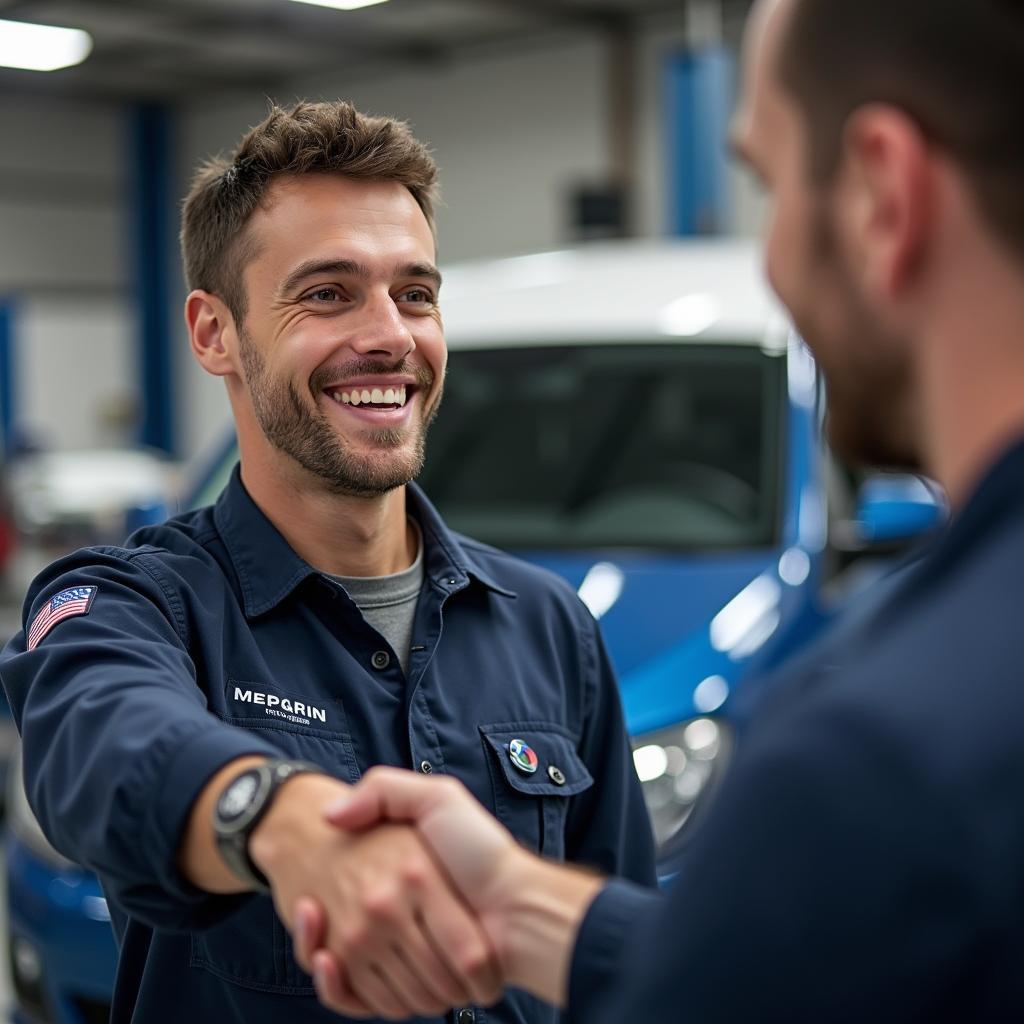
439, 238, 791, 351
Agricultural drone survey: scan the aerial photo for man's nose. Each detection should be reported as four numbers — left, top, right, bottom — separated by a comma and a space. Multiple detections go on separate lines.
347, 291, 416, 361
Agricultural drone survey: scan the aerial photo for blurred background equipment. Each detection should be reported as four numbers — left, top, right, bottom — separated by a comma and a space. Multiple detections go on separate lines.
4, 448, 178, 599
4, 742, 115, 1024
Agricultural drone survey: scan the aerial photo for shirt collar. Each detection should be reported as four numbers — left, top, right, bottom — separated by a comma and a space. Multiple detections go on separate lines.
936, 432, 1024, 560
871, 433, 1024, 610
405, 482, 517, 600
213, 465, 516, 619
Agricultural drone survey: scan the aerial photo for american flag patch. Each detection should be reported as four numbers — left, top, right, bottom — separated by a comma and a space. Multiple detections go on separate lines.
27, 586, 98, 651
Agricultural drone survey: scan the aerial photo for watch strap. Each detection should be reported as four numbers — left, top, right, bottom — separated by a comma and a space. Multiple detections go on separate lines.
213, 759, 319, 892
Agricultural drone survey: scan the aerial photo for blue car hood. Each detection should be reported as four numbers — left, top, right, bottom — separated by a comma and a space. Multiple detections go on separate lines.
513, 549, 781, 733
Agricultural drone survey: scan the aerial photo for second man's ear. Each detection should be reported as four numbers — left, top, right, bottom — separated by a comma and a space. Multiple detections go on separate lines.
839, 103, 934, 302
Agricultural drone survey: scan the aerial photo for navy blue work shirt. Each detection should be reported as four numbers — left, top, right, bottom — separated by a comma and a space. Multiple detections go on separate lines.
569, 437, 1024, 1022
0, 467, 655, 1024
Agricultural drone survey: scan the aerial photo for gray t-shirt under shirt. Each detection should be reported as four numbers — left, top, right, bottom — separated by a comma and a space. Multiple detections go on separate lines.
328, 523, 424, 676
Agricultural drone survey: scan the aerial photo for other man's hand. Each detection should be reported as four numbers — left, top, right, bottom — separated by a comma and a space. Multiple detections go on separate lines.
299, 768, 606, 1010
248, 773, 502, 1019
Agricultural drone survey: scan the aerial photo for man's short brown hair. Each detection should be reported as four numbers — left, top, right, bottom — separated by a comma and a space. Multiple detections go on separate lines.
777, 0, 1024, 261
180, 100, 440, 326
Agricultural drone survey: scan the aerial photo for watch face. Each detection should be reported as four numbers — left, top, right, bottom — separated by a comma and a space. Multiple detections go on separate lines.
219, 771, 260, 824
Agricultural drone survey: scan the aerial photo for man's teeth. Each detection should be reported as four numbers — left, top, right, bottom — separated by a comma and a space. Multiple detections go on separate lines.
331, 386, 408, 407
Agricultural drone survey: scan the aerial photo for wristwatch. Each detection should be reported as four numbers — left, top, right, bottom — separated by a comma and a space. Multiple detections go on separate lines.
213, 759, 320, 892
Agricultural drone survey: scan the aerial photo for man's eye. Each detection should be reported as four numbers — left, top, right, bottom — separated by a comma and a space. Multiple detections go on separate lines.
398, 288, 434, 304
306, 286, 342, 302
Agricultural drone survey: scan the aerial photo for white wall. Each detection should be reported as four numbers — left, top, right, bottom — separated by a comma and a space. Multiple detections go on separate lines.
0, 95, 126, 291
0, 94, 136, 452
16, 295, 136, 452
179, 36, 616, 265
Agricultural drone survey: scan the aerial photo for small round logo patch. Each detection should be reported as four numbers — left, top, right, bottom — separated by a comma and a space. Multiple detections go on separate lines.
508, 738, 538, 774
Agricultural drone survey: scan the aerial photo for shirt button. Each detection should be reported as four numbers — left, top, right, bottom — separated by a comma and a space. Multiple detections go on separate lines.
456, 1010, 475, 1024
548, 765, 566, 786
371, 650, 390, 670
419, 760, 433, 774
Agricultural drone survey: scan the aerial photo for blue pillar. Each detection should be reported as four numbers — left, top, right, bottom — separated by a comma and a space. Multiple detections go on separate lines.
666, 46, 736, 236
131, 104, 176, 455
0, 299, 15, 455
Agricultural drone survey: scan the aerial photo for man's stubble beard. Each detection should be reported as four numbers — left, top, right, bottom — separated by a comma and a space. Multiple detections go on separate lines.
238, 326, 441, 497
796, 200, 922, 474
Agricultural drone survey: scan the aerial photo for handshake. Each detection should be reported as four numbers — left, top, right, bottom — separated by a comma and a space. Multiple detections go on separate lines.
247, 767, 607, 1020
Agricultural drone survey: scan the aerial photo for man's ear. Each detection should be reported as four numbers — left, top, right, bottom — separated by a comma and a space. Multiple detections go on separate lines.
185, 290, 239, 378
837, 104, 933, 301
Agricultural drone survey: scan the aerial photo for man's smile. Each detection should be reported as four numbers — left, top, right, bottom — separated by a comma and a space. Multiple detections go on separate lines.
334, 386, 408, 408
321, 378, 421, 427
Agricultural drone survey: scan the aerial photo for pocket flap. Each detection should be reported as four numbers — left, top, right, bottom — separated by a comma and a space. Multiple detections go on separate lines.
480, 723, 593, 797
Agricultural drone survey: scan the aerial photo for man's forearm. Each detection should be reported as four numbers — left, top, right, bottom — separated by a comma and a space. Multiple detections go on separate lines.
179, 757, 353, 894
178, 755, 270, 893
496, 853, 606, 1007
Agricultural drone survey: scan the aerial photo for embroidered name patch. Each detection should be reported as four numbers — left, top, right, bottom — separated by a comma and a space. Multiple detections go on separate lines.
27, 586, 98, 651
232, 686, 328, 726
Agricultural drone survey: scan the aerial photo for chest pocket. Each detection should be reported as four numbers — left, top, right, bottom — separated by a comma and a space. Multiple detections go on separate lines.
479, 722, 593, 861
218, 677, 361, 778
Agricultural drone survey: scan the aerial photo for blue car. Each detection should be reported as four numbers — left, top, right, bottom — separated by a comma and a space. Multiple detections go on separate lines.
3, 240, 943, 1021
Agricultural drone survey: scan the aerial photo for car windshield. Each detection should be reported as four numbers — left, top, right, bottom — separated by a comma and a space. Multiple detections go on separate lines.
191, 343, 786, 551
419, 343, 785, 550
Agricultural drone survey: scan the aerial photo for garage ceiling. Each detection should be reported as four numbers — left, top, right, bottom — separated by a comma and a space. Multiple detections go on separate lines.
0, 0, 703, 100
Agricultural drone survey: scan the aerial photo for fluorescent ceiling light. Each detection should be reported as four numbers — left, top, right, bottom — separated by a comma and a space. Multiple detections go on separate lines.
0, 18, 92, 72
289, 0, 391, 10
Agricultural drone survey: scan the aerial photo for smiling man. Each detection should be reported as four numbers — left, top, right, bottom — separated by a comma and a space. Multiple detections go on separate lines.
0, 102, 654, 1024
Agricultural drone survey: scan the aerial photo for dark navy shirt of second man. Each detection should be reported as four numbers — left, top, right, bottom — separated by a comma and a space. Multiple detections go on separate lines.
569, 437, 1024, 1021
0, 466, 656, 1024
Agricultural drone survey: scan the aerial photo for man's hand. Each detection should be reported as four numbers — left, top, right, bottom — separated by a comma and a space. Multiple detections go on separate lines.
248, 773, 502, 1019
298, 767, 607, 1009
328, 771, 520, 916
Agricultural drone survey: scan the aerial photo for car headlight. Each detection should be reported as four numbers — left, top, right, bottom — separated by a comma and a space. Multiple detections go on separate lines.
632, 717, 733, 852
6, 743, 74, 871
